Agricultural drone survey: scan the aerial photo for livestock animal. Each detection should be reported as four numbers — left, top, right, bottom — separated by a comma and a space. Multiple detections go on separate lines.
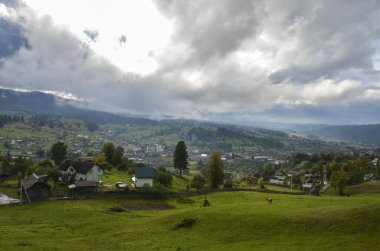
266, 197, 272, 204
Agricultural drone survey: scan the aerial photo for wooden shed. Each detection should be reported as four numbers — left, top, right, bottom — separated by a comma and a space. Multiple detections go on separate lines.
22, 174, 51, 200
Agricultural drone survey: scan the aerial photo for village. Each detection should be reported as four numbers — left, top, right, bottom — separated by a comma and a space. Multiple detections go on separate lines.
1, 135, 378, 205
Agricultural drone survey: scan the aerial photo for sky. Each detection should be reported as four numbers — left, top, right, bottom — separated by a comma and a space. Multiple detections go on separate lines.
0, 0, 380, 125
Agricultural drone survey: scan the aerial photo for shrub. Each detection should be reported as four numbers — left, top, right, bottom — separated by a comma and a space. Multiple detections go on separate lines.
191, 174, 206, 190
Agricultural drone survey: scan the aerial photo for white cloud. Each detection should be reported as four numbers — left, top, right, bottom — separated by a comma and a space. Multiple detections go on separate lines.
0, 0, 380, 124
22, 0, 173, 75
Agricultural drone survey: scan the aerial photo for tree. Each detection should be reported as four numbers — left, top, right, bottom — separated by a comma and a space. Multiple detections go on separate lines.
50, 142, 67, 165
191, 173, 206, 190
330, 171, 349, 196
154, 168, 173, 187
376, 158, 380, 178
258, 177, 265, 189
11, 157, 33, 185
173, 141, 189, 176
92, 154, 112, 171
260, 162, 274, 181
102, 142, 115, 164
326, 161, 339, 180
38, 158, 54, 169
356, 156, 368, 169
47, 167, 62, 189
312, 163, 324, 175
113, 146, 125, 166
204, 151, 224, 188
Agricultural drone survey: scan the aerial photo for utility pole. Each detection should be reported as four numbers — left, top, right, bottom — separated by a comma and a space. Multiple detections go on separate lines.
290, 174, 293, 193
19, 179, 23, 205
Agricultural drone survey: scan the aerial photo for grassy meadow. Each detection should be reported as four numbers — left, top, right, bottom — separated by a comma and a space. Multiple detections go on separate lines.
1, 190, 380, 251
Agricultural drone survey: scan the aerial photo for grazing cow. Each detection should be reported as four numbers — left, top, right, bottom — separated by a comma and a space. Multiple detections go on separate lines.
266, 197, 272, 204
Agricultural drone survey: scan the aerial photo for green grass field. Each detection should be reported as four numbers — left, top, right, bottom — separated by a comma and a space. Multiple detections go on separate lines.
1, 190, 380, 250
324, 181, 380, 196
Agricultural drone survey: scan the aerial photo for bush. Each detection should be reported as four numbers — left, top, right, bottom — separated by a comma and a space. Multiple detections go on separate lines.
191, 174, 206, 190
258, 178, 265, 189
154, 168, 173, 187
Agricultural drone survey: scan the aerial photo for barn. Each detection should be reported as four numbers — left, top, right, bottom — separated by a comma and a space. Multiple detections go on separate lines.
22, 174, 51, 200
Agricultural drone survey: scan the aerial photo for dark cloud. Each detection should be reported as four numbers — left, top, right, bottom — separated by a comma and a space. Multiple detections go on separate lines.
0, 17, 29, 58
267, 0, 380, 84
155, 0, 261, 65
118, 34, 126, 45
83, 29, 99, 42
0, 0, 17, 7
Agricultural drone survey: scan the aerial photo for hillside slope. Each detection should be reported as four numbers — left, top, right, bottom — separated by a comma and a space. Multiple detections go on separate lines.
309, 124, 380, 145
0, 88, 157, 125
0, 192, 379, 250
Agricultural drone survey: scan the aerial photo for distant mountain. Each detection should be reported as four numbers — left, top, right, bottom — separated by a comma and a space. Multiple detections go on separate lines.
0, 88, 157, 125
233, 120, 329, 132
308, 124, 380, 146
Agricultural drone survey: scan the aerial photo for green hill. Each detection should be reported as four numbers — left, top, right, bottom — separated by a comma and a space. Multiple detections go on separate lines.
0, 191, 379, 250
309, 124, 380, 146
325, 182, 380, 196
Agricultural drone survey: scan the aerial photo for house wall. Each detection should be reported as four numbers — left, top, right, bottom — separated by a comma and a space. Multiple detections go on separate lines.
269, 179, 287, 185
302, 183, 313, 188
136, 178, 153, 188
60, 166, 76, 182
27, 183, 51, 199
85, 165, 103, 182
75, 173, 86, 181
69, 165, 103, 182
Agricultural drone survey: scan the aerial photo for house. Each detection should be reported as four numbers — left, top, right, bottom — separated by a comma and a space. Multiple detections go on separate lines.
59, 160, 103, 182
22, 173, 51, 200
372, 158, 378, 167
0, 162, 9, 181
269, 171, 288, 186
364, 174, 378, 182
69, 180, 99, 194
302, 178, 314, 190
269, 177, 287, 186
132, 167, 156, 188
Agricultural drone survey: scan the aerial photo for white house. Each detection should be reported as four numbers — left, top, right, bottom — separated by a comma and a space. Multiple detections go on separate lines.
132, 167, 156, 188
59, 160, 103, 182
269, 178, 287, 185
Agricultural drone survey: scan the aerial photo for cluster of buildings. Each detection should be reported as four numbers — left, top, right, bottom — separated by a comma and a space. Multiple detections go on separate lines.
19, 159, 157, 201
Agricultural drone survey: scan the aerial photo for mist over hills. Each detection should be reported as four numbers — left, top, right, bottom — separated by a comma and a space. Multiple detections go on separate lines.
0, 88, 379, 146
307, 125, 380, 146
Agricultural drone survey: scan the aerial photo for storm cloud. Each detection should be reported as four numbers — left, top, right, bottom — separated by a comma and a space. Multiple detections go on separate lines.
0, 17, 29, 58
0, 0, 380, 124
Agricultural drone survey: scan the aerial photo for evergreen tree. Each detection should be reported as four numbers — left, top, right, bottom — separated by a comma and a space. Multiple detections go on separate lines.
173, 141, 189, 176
